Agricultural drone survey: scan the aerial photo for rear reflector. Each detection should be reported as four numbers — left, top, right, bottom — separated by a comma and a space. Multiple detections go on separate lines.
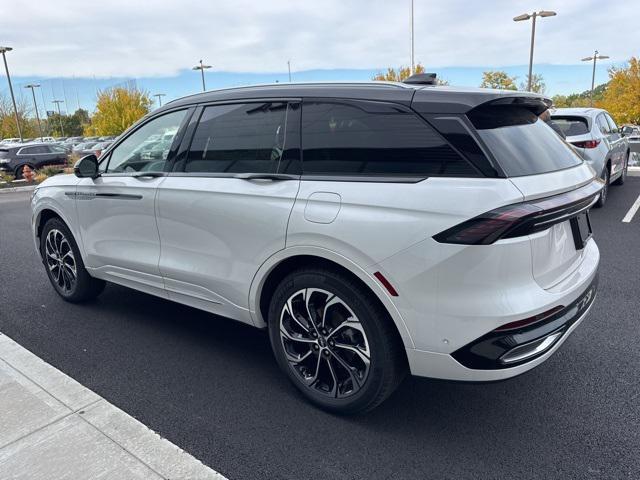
433, 179, 603, 245
571, 139, 600, 149
493, 305, 565, 332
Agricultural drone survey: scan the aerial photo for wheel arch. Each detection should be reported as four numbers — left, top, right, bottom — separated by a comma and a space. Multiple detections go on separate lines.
249, 246, 415, 349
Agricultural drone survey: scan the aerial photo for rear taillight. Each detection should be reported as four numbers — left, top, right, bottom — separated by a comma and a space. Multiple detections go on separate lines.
433, 179, 603, 245
571, 139, 600, 149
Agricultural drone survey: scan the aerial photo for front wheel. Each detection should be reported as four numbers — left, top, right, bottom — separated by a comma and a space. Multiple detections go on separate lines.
40, 217, 106, 303
268, 268, 406, 414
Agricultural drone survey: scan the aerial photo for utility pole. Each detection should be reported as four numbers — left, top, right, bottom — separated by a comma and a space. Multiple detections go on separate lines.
25, 84, 43, 140
581, 50, 609, 106
153, 93, 166, 108
192, 60, 212, 92
0, 46, 23, 141
513, 10, 557, 91
52, 100, 65, 137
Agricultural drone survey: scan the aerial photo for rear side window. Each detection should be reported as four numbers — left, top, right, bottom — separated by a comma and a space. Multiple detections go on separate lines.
0, 149, 8, 159
301, 101, 477, 178
550, 116, 589, 136
596, 114, 611, 134
184, 102, 300, 174
469, 106, 582, 177
19, 146, 48, 155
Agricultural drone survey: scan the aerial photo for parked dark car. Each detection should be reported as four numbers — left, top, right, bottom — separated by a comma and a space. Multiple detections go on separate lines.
0, 143, 68, 179
75, 141, 113, 158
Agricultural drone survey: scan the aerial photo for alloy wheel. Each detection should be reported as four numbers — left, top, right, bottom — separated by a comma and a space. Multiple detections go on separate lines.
45, 229, 77, 293
279, 288, 371, 398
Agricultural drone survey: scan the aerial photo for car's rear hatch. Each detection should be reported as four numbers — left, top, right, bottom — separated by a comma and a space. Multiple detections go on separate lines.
468, 100, 600, 290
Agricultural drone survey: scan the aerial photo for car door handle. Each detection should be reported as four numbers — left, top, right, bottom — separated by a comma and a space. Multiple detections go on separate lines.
131, 172, 165, 179
233, 173, 298, 181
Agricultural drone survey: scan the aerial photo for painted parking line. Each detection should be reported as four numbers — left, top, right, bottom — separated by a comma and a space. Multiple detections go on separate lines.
0, 333, 227, 480
622, 193, 640, 223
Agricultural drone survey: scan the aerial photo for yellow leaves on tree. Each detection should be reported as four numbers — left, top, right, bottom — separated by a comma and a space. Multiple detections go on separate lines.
87, 87, 152, 136
373, 63, 426, 82
598, 57, 640, 124
479, 71, 518, 90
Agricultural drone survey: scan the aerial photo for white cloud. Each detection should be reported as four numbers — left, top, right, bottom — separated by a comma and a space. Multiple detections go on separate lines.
1, 0, 637, 78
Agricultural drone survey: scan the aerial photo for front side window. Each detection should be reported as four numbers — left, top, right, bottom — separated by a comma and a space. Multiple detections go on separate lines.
105, 109, 187, 173
605, 113, 619, 133
183, 102, 298, 174
300, 101, 476, 177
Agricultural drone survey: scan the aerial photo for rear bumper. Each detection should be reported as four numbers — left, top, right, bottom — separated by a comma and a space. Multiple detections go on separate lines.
407, 292, 595, 381
451, 275, 597, 370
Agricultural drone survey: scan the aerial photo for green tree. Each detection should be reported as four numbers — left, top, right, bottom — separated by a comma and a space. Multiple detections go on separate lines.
552, 83, 607, 108
47, 109, 90, 137
519, 74, 546, 94
87, 87, 152, 136
0, 94, 40, 139
479, 71, 517, 90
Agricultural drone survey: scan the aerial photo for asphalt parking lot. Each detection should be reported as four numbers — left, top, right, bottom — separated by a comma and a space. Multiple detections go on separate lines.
1, 180, 639, 480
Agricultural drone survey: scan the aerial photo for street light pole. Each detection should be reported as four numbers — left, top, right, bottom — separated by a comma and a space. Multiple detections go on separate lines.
581, 50, 609, 107
0, 46, 23, 142
25, 84, 43, 140
513, 10, 557, 91
287, 60, 292, 82
52, 100, 65, 137
153, 93, 166, 108
410, 0, 415, 75
192, 60, 212, 92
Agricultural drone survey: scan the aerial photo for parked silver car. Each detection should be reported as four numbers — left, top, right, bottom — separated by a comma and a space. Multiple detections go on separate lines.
551, 108, 629, 207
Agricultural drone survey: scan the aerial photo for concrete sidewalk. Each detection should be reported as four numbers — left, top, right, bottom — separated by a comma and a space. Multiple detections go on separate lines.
0, 333, 226, 480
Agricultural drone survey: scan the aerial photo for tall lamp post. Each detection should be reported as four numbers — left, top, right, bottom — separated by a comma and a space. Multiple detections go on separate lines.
0, 46, 23, 142
25, 84, 43, 140
192, 60, 212, 92
581, 51, 609, 106
287, 60, 292, 82
153, 93, 166, 108
513, 10, 557, 91
410, 0, 415, 75
52, 100, 65, 137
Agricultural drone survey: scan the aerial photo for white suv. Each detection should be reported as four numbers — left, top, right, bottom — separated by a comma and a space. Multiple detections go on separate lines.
32, 78, 601, 413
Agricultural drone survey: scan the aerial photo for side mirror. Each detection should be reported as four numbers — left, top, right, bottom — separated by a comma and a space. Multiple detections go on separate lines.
621, 126, 633, 136
74, 154, 99, 178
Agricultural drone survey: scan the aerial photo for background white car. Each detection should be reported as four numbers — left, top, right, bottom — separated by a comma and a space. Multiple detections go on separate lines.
551, 108, 629, 206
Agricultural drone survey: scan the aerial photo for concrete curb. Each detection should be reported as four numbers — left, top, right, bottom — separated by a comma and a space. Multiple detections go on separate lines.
0, 333, 227, 480
628, 167, 640, 177
0, 184, 37, 194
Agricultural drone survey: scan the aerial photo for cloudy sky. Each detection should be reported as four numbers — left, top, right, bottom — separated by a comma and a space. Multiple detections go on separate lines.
1, 0, 638, 110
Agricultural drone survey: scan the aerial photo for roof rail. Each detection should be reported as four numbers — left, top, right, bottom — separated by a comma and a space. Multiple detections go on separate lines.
403, 73, 437, 85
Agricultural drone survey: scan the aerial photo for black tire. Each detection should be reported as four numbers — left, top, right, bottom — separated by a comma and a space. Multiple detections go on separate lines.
268, 268, 407, 414
612, 152, 629, 186
40, 217, 106, 303
594, 166, 609, 208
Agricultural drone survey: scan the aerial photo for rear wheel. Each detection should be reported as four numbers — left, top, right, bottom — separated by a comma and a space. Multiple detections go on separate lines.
268, 268, 406, 414
40, 218, 105, 302
613, 152, 629, 186
594, 166, 609, 208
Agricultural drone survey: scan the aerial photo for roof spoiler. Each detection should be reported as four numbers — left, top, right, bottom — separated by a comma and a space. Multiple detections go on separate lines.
473, 95, 551, 116
403, 73, 437, 85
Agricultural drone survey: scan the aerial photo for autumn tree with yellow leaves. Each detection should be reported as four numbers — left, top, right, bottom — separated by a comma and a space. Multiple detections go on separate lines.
373, 63, 449, 85
85, 87, 152, 136
479, 71, 518, 90
598, 57, 640, 124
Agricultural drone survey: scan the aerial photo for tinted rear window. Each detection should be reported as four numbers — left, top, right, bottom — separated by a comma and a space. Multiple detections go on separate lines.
301, 101, 477, 177
551, 116, 589, 136
469, 106, 582, 177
